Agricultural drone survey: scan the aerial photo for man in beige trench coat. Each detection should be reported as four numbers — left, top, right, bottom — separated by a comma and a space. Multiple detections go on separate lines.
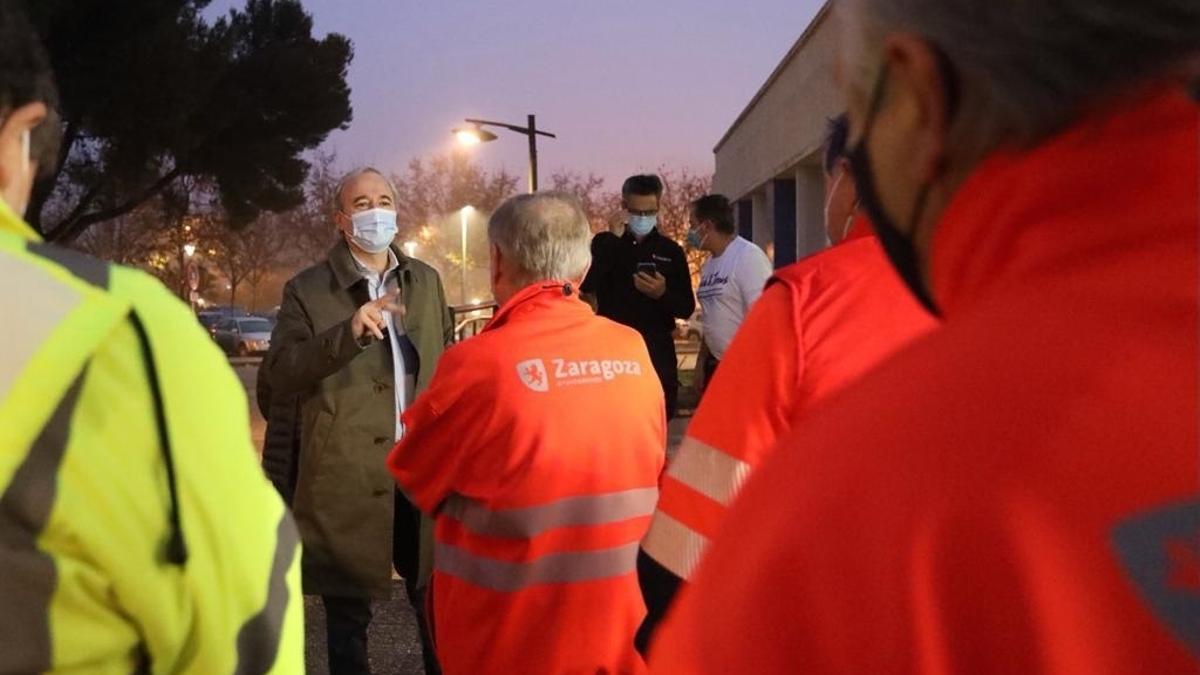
265, 167, 453, 675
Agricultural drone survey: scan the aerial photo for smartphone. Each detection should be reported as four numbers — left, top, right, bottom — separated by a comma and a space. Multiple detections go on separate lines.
637, 262, 658, 275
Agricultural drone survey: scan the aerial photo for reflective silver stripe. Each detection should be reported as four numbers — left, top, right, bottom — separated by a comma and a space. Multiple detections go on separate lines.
0, 368, 87, 672
665, 436, 752, 506
235, 510, 300, 675
435, 541, 639, 592
640, 511, 711, 580
0, 253, 83, 401
26, 242, 110, 290
442, 487, 659, 538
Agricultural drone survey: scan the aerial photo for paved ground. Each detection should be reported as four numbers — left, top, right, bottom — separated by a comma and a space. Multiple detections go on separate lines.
232, 357, 695, 674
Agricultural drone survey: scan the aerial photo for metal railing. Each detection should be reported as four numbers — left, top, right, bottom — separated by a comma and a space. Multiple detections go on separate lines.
450, 301, 499, 343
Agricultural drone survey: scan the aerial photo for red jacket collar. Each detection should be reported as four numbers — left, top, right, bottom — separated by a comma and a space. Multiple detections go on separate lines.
930, 87, 1198, 315
485, 281, 584, 331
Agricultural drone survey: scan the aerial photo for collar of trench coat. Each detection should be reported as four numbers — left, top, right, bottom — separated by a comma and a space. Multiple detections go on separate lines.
328, 236, 412, 291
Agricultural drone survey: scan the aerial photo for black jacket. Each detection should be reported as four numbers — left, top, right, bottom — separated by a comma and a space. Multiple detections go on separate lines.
256, 368, 300, 504
582, 228, 696, 337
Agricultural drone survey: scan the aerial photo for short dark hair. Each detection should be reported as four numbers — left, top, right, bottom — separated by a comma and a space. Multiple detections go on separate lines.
0, 1, 60, 177
691, 194, 734, 235
823, 113, 850, 175
622, 174, 663, 200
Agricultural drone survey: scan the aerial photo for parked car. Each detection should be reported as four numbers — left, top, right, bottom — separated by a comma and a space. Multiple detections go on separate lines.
213, 316, 274, 357
197, 311, 224, 337
197, 306, 250, 339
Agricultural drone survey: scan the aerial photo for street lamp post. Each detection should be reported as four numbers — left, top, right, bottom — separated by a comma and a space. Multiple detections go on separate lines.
453, 115, 557, 193
459, 206, 471, 304
180, 243, 200, 311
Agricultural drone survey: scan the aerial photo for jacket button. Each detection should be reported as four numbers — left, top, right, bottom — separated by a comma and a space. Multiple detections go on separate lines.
374, 383, 385, 393
372, 488, 388, 497
374, 436, 389, 445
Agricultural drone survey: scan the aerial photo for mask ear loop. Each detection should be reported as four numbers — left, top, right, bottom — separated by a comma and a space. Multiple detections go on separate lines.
823, 170, 846, 241
841, 209, 857, 240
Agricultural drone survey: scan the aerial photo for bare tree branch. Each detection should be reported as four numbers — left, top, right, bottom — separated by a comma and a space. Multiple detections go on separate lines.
27, 120, 80, 234
48, 167, 184, 243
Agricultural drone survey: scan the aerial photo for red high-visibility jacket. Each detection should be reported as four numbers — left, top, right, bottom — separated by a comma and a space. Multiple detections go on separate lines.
650, 89, 1200, 673
637, 221, 935, 648
388, 282, 666, 675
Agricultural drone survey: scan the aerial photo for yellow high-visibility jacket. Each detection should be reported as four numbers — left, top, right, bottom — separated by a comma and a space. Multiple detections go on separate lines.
0, 198, 303, 674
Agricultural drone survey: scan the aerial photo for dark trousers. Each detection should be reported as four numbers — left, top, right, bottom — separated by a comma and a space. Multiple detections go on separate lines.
644, 331, 680, 420
323, 595, 371, 675
703, 353, 720, 390
323, 492, 441, 675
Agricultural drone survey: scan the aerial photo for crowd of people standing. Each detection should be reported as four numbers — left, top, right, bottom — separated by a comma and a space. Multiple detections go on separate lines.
0, 0, 1198, 673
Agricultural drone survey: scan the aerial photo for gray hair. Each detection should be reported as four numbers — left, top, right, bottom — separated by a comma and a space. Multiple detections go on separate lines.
841, 0, 1200, 161
487, 192, 592, 285
333, 167, 399, 213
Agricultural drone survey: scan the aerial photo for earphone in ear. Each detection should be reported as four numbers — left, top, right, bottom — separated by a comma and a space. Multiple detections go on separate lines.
20, 128, 30, 175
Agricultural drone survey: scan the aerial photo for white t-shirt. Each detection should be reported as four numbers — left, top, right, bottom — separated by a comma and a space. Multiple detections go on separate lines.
696, 236, 773, 359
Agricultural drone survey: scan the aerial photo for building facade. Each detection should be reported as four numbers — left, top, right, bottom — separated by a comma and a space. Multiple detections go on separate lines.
713, 1, 838, 268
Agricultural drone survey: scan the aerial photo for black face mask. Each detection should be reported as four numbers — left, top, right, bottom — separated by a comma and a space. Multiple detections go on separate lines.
846, 64, 943, 317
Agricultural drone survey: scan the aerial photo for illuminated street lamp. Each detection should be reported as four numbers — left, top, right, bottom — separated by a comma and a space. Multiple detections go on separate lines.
454, 124, 497, 147
181, 242, 199, 309
453, 115, 556, 192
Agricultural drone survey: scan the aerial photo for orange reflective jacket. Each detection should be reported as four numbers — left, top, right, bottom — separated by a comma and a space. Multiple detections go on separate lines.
650, 90, 1200, 673
637, 221, 936, 647
388, 282, 666, 675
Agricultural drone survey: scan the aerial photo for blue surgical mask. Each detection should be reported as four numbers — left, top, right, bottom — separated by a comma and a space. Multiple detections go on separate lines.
686, 226, 707, 250
348, 208, 398, 253
628, 214, 657, 237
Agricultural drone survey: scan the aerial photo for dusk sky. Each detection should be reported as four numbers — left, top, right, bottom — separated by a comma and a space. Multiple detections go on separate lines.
206, 0, 826, 188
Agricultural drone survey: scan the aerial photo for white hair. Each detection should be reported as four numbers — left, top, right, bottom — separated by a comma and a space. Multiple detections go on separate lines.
487, 192, 592, 285
333, 166, 399, 213
841, 0, 1200, 161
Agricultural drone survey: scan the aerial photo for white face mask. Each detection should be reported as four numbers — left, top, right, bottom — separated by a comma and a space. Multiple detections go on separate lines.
347, 208, 398, 253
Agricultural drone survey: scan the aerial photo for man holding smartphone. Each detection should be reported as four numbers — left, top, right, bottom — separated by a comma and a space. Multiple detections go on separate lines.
582, 174, 695, 419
